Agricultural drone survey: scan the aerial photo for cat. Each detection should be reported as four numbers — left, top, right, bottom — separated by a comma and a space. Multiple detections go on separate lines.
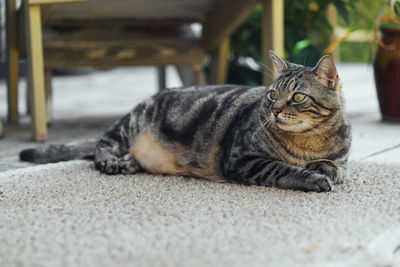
20, 51, 351, 192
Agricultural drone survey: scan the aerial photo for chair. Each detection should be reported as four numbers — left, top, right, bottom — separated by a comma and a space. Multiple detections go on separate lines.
6, 0, 284, 141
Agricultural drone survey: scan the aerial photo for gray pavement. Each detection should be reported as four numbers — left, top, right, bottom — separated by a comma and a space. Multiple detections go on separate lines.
0, 64, 399, 172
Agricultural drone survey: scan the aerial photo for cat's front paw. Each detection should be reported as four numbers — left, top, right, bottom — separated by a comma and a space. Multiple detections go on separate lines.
303, 172, 334, 192
276, 171, 333, 192
118, 154, 141, 174
306, 160, 342, 184
95, 157, 120, 174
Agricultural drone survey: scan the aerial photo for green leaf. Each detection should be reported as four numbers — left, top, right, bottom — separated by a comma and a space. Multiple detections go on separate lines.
334, 0, 349, 23
293, 40, 311, 53
394, 0, 400, 18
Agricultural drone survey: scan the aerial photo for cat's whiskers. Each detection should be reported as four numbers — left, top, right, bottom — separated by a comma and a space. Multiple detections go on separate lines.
255, 69, 275, 81
257, 60, 276, 74
251, 115, 272, 144
256, 61, 276, 80
253, 118, 271, 139
259, 119, 272, 137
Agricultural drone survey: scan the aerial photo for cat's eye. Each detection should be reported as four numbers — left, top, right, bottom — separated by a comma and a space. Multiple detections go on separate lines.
293, 93, 306, 103
268, 90, 278, 101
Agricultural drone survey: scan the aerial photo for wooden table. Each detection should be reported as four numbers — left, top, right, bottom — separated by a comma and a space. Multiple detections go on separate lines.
7, 0, 284, 141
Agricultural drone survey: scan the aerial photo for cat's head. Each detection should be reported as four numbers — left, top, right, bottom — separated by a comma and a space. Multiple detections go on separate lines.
265, 51, 343, 134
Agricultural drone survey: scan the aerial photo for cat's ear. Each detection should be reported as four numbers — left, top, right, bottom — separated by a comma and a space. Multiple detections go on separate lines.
269, 50, 288, 74
313, 55, 338, 89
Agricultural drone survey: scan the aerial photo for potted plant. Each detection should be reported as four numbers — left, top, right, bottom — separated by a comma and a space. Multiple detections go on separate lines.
373, 0, 400, 121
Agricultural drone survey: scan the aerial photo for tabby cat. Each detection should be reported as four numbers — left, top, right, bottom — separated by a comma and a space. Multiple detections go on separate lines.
20, 51, 351, 192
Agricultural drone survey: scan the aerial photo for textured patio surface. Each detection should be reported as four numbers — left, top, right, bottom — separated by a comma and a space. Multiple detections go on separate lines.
1, 160, 399, 267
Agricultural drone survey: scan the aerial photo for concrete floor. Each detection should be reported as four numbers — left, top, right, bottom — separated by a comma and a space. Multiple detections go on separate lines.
0, 64, 399, 172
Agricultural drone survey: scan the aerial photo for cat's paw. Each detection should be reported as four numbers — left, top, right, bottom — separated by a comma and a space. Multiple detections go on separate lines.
306, 160, 341, 184
303, 172, 334, 192
95, 157, 120, 174
95, 154, 141, 175
119, 154, 141, 174
276, 171, 333, 192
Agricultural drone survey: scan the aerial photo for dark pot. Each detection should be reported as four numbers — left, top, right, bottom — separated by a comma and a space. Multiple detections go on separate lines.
373, 27, 400, 121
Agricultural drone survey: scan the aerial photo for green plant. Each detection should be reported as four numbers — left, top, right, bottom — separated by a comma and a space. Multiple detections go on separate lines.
378, 0, 400, 28
230, 0, 357, 65
225, 0, 357, 85
331, 0, 382, 63
284, 0, 356, 66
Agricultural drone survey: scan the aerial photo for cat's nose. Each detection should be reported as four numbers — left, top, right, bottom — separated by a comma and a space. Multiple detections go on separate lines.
272, 108, 282, 117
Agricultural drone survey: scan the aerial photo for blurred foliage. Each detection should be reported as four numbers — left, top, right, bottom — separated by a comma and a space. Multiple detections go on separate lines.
229, 5, 263, 61
339, 42, 373, 62
226, 0, 358, 84
335, 0, 383, 63
230, 0, 358, 65
336, 0, 400, 63
378, 0, 400, 28
339, 0, 383, 30
284, 0, 356, 66
223, 0, 400, 83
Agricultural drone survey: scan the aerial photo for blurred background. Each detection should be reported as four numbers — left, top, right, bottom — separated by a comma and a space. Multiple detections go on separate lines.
0, 0, 384, 84
224, 0, 381, 85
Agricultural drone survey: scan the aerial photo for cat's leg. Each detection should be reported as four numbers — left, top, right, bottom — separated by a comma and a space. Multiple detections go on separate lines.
306, 159, 347, 184
94, 114, 142, 175
222, 152, 333, 192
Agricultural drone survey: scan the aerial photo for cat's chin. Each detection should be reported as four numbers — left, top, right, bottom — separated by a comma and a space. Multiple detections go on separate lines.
273, 120, 308, 133
274, 123, 297, 132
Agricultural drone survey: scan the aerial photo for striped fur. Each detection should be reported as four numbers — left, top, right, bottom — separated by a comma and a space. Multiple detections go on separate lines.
20, 52, 351, 192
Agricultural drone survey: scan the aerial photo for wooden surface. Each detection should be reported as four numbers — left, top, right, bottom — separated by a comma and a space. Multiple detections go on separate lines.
28, 0, 84, 4
262, 0, 284, 85
43, 30, 206, 68
202, 0, 258, 53
43, 18, 196, 27
41, 4, 54, 23
210, 38, 229, 84
35, 0, 217, 21
6, 0, 19, 124
24, 4, 47, 141
17, 8, 27, 55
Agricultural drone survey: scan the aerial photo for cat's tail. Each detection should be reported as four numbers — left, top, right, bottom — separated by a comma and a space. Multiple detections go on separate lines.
19, 139, 97, 164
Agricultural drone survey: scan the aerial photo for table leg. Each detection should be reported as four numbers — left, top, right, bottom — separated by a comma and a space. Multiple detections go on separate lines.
262, 0, 284, 85
24, 4, 47, 142
6, 0, 19, 124
211, 38, 229, 84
